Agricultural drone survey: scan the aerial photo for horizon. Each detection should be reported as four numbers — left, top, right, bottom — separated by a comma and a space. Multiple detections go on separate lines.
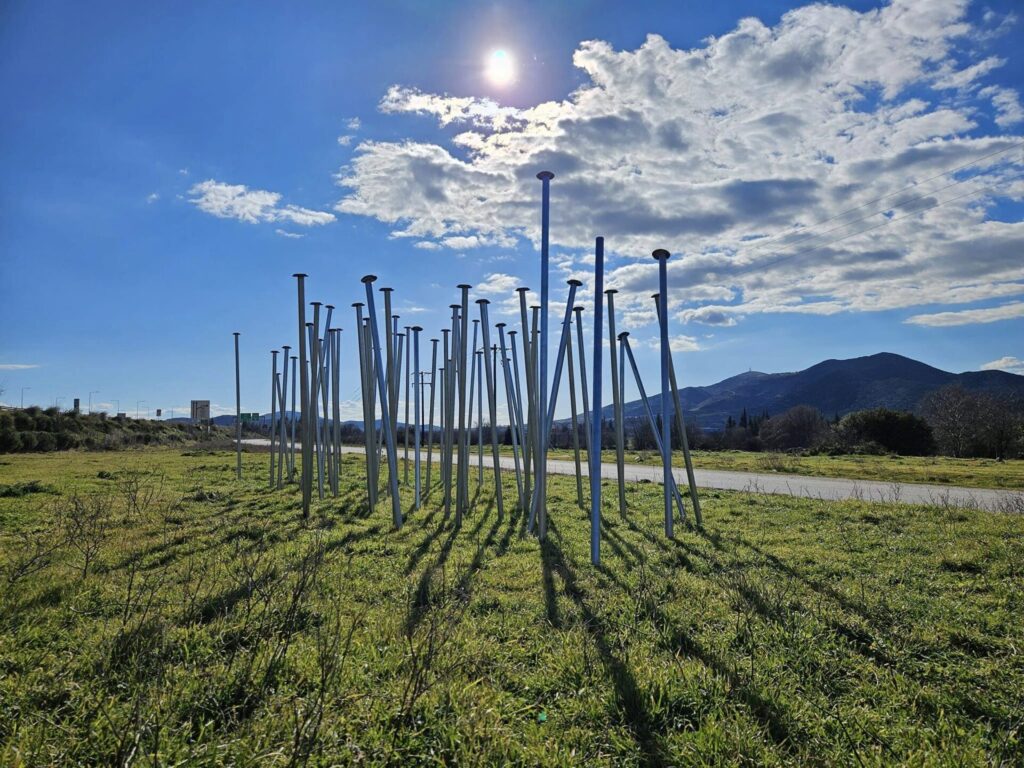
1, 0, 1022, 419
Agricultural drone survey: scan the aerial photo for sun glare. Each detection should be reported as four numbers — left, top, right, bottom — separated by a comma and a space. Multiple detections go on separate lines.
485, 48, 516, 86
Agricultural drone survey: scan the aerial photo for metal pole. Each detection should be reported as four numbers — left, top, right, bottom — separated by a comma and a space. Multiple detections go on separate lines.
278, 344, 290, 489
477, 299, 503, 517
364, 319, 379, 507
447, 305, 461, 525
457, 284, 471, 518
621, 332, 687, 522
654, 293, 703, 527
270, 350, 278, 489
233, 332, 241, 480
476, 350, 483, 487
536, 171, 554, 542
354, 304, 374, 508
497, 323, 524, 507
331, 331, 341, 495
412, 326, 422, 510
468, 319, 479, 491
310, 303, 325, 501
362, 275, 402, 528
516, 287, 533, 513
573, 305, 592, 479
606, 289, 627, 516
566, 315, 583, 506
590, 237, 604, 565
404, 324, 411, 487
427, 338, 438, 489
441, 325, 453, 520
530, 280, 580, 538
654, 250, 674, 538
289, 355, 297, 481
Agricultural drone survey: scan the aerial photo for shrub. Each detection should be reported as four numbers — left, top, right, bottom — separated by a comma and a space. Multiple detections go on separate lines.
838, 408, 935, 456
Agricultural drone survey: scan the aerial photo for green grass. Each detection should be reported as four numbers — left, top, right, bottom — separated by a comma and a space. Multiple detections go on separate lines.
519, 447, 1024, 490
1, 448, 1023, 765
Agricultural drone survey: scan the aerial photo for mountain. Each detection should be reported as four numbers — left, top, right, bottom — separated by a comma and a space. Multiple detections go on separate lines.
594, 352, 1024, 430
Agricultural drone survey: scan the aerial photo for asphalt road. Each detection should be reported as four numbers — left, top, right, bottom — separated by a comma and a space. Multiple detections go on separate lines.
240, 439, 1019, 512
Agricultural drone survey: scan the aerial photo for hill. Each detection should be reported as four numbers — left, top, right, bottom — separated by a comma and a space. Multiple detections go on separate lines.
602, 352, 1024, 430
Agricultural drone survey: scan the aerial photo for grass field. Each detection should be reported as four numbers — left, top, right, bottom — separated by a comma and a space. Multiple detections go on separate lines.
1, 448, 1023, 765
525, 447, 1024, 490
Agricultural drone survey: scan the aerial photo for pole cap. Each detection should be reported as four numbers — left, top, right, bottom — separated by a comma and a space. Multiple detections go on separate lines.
537, 171, 555, 181
233, 331, 240, 336
360, 274, 377, 283
380, 286, 394, 292
311, 301, 322, 307
516, 286, 530, 293
573, 305, 584, 312
568, 279, 583, 287
495, 322, 506, 328
652, 248, 671, 260
618, 331, 630, 340
604, 288, 618, 295
352, 301, 364, 308
457, 283, 471, 290
411, 325, 422, 332
292, 272, 308, 278
476, 298, 490, 305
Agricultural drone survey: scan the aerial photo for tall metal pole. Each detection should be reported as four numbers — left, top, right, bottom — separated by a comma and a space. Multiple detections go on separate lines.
536, 171, 554, 539
516, 287, 534, 512
363, 275, 402, 529
565, 316, 583, 506
441, 327, 452, 519
621, 332, 687, 522
270, 349, 279, 489
289, 355, 297, 481
530, 280, 580, 538
468, 319, 480, 491
477, 299, 503, 517
497, 323, 524, 507
476, 349, 484, 486
654, 250, 674, 538
233, 332, 242, 480
331, 331, 341, 495
590, 237, 604, 565
606, 288, 627, 516
427, 338, 438, 489
412, 326, 423, 510
457, 284, 471, 518
310, 303, 325, 500
573, 305, 592, 474
403, 324, 411, 487
654, 293, 703, 527
278, 344, 291, 489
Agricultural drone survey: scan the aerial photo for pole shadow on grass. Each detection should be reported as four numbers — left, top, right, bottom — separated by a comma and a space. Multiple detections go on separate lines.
543, 516, 802, 761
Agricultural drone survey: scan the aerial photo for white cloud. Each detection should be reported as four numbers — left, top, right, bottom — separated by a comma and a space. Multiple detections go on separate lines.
347, 117, 362, 131
146, 192, 159, 204
334, 0, 1024, 335
189, 180, 335, 226
981, 355, 1024, 375
637, 335, 701, 353
0, 363, 39, 370
904, 301, 1024, 327
475, 272, 522, 294
275, 228, 305, 239
337, 135, 355, 146
178, 168, 189, 176
414, 240, 441, 250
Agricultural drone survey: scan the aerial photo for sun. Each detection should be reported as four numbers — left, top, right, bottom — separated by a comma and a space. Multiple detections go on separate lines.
485, 48, 516, 87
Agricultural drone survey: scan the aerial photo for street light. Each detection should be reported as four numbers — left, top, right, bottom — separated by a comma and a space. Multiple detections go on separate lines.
113, 399, 120, 416
20, 387, 30, 408
136, 400, 146, 419
89, 390, 100, 413
55, 397, 64, 410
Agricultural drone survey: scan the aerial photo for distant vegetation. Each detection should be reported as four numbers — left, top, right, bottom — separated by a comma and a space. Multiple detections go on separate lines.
0, 407, 231, 453
568, 385, 1024, 460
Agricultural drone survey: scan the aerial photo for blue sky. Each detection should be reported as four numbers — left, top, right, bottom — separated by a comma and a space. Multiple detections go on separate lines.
1, 0, 1022, 419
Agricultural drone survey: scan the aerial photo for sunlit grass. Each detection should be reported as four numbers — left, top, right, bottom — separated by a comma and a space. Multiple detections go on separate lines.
1, 448, 1022, 765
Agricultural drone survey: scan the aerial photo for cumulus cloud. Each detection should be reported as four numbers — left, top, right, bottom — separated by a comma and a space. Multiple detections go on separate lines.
981, 355, 1024, 375
335, 0, 1024, 332
190, 180, 335, 227
904, 301, 1024, 326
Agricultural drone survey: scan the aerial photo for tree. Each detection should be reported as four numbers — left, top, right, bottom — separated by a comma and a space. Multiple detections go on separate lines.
838, 408, 935, 455
759, 405, 829, 450
920, 385, 981, 458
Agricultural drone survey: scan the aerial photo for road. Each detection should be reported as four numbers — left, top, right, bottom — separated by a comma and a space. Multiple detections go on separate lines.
239, 439, 1019, 512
